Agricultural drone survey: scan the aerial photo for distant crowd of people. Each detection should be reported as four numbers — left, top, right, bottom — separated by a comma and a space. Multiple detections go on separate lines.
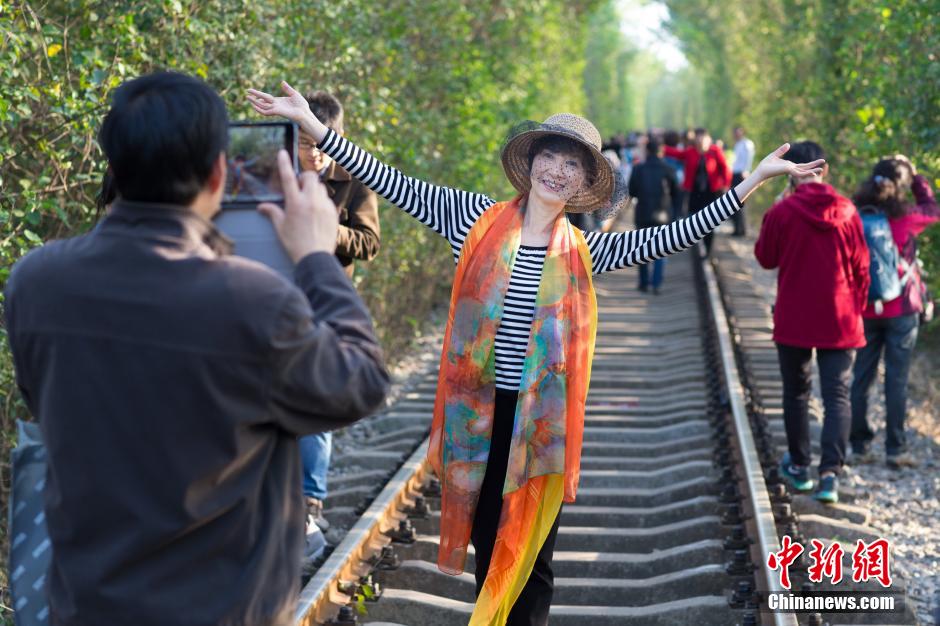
598, 125, 755, 292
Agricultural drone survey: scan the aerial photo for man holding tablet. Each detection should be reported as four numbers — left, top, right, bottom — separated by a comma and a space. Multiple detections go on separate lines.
4, 71, 390, 626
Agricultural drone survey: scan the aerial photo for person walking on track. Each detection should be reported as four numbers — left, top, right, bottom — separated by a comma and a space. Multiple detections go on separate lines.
247, 81, 824, 626
730, 126, 756, 236
628, 135, 682, 294
754, 141, 870, 504
850, 155, 939, 469
664, 127, 732, 255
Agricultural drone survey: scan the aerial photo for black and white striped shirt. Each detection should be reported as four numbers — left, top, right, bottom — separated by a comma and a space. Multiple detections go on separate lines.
495, 246, 546, 386
319, 130, 742, 390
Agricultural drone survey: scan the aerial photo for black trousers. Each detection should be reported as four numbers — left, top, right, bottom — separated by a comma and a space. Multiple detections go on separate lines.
730, 173, 747, 235
470, 389, 562, 626
688, 188, 720, 254
776, 343, 855, 475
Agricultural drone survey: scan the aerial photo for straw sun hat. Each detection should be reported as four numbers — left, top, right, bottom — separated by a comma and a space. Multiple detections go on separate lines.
500, 113, 626, 214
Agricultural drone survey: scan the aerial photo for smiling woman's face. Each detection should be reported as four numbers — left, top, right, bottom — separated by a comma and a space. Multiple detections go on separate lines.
529, 147, 586, 205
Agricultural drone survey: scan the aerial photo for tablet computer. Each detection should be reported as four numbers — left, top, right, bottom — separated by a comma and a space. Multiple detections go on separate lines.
213, 121, 298, 279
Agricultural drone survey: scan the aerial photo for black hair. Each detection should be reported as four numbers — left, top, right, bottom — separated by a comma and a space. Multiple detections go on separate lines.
95, 168, 117, 218
527, 135, 597, 183
662, 129, 680, 148
785, 141, 825, 165
305, 91, 344, 132
646, 135, 661, 155
694, 127, 708, 137
97, 72, 228, 206
853, 158, 911, 218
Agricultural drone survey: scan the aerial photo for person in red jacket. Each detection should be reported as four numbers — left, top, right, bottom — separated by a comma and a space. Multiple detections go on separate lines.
754, 141, 870, 504
850, 156, 939, 469
664, 127, 732, 255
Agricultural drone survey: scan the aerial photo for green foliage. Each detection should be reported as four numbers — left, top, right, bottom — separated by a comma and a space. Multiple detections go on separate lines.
0, 0, 603, 348
658, 0, 939, 265
583, 3, 679, 136
584, 1, 635, 136
645, 66, 705, 131
0, 0, 606, 616
658, 0, 939, 181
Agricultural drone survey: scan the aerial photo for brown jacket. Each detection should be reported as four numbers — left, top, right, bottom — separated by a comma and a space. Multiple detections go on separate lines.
323, 161, 380, 276
3, 201, 390, 626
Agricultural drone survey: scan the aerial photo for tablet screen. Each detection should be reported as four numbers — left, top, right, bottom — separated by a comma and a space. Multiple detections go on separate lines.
223, 123, 292, 205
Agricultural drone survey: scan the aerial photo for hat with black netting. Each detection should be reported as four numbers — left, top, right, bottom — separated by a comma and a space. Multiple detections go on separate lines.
500, 113, 628, 215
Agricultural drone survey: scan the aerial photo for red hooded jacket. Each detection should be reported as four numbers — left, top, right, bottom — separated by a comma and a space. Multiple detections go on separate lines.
663, 144, 732, 192
755, 182, 870, 349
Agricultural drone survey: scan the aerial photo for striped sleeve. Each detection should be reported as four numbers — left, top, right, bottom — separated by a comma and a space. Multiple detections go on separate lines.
584, 190, 743, 275
318, 129, 496, 260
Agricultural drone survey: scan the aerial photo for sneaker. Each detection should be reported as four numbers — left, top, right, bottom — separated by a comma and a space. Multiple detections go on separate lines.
303, 520, 327, 562
779, 453, 814, 492
886, 452, 917, 470
305, 496, 330, 531
813, 473, 839, 504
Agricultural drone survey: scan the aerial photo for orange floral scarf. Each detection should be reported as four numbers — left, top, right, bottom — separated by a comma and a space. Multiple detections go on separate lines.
428, 196, 597, 624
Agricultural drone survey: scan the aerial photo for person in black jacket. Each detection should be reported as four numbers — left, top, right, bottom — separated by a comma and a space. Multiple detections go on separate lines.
628, 136, 682, 293
3, 72, 390, 626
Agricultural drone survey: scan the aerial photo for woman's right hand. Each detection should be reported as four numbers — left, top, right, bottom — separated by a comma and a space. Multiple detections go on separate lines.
247, 81, 328, 142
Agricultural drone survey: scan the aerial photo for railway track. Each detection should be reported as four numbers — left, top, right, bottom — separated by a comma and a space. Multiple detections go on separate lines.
293, 240, 917, 625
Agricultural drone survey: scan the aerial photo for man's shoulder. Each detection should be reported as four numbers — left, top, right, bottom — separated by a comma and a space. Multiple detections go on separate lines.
7, 234, 87, 290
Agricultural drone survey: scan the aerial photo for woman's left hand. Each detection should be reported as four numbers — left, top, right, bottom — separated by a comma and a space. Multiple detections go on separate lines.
754, 143, 825, 182
733, 143, 825, 203
246, 81, 328, 142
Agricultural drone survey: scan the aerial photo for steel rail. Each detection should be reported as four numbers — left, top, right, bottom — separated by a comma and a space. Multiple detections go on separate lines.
703, 256, 797, 626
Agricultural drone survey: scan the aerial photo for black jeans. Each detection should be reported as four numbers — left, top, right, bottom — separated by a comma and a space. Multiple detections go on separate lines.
730, 173, 746, 235
776, 344, 855, 475
850, 314, 919, 455
688, 188, 720, 254
470, 389, 561, 626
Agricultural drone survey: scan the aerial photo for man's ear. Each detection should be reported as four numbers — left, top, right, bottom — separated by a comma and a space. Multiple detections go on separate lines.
207, 153, 226, 193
